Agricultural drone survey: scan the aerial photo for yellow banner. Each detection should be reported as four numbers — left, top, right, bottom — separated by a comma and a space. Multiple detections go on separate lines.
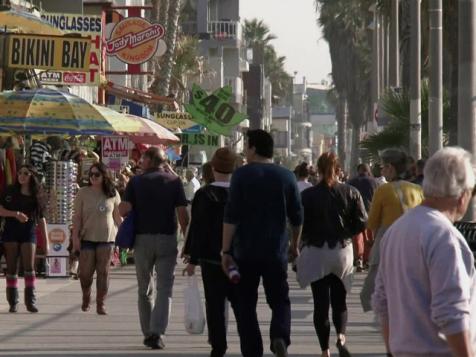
40, 13, 102, 85
155, 112, 197, 130
7, 34, 90, 71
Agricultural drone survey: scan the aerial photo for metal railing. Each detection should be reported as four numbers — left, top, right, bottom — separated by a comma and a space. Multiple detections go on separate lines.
208, 20, 241, 40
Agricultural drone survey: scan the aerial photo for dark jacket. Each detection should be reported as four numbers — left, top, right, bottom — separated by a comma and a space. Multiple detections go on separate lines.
186, 184, 229, 265
347, 174, 379, 212
301, 182, 367, 248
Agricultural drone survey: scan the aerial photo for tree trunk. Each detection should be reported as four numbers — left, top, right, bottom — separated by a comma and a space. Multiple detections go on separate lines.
347, 94, 364, 174
350, 122, 361, 175
159, 0, 169, 27
336, 96, 347, 164
401, 0, 411, 90
157, 0, 182, 97
446, 2, 459, 145
149, 0, 169, 97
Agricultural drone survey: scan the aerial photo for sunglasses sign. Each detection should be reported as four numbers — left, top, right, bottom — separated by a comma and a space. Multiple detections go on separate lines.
102, 136, 129, 171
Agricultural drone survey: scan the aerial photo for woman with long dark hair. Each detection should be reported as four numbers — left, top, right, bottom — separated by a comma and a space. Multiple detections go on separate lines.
72, 163, 122, 315
0, 164, 47, 313
297, 152, 367, 357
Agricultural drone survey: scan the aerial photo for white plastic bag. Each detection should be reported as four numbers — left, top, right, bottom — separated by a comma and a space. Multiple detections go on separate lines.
183, 275, 206, 335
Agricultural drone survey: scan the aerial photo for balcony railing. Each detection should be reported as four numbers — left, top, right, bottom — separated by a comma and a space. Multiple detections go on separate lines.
208, 21, 241, 40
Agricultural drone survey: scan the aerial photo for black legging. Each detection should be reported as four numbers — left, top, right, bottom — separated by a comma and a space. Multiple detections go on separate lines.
310, 274, 348, 351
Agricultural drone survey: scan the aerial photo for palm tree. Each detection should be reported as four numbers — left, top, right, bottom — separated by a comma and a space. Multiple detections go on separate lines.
316, 0, 372, 170
360, 82, 450, 161
243, 19, 292, 103
243, 18, 277, 64
149, 0, 182, 97
169, 36, 208, 103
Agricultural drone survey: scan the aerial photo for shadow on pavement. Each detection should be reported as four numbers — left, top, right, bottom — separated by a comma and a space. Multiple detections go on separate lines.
0, 350, 385, 357
0, 284, 137, 345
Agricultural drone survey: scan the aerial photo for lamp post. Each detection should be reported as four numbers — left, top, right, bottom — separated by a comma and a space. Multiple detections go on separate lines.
409, 0, 422, 160
428, 0, 443, 155
389, 0, 400, 87
458, 0, 476, 220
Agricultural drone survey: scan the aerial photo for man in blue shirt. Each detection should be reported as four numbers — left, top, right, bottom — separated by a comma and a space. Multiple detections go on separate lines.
221, 129, 303, 357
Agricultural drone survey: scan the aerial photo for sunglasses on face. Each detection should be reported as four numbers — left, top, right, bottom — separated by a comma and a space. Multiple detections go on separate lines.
89, 172, 102, 178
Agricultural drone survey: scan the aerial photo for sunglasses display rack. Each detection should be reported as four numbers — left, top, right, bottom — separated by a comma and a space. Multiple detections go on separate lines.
44, 161, 79, 225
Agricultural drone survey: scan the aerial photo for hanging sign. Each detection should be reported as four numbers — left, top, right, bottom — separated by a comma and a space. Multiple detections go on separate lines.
185, 84, 247, 136
39, 13, 102, 85
7, 34, 90, 71
106, 17, 165, 65
178, 133, 220, 147
101, 136, 129, 171
155, 111, 197, 130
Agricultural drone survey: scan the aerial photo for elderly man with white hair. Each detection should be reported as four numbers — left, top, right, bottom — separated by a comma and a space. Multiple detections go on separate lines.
372, 147, 476, 357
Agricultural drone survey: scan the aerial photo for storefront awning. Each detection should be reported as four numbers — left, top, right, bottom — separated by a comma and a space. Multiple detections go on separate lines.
106, 81, 178, 108
0, 6, 63, 36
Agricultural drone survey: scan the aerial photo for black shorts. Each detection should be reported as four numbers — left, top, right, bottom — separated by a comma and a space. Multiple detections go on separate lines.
80, 241, 114, 250
2, 231, 36, 244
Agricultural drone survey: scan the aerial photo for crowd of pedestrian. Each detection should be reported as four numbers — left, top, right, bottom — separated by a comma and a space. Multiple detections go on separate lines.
1, 127, 476, 357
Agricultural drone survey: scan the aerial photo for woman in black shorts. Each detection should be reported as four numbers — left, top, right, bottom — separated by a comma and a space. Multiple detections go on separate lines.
0, 165, 47, 313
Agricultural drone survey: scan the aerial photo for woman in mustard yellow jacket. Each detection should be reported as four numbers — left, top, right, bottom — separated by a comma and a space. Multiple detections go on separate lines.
360, 149, 423, 312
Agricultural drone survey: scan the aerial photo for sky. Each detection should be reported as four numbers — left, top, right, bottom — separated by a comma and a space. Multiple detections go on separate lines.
240, 0, 332, 85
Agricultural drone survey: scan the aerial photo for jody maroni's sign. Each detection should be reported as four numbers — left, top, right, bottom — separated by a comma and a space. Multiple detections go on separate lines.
106, 17, 165, 65
7, 34, 90, 71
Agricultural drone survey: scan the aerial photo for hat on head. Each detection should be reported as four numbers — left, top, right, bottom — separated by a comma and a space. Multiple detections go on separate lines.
211, 147, 237, 174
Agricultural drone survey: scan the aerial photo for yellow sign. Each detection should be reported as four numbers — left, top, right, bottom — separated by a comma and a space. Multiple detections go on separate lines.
40, 13, 102, 85
155, 112, 197, 130
7, 34, 90, 71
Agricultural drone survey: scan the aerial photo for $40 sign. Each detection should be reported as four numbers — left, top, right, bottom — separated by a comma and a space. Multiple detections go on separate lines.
185, 84, 246, 136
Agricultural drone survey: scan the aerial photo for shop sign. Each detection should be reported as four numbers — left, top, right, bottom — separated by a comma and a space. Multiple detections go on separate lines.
106, 17, 165, 65
102, 136, 129, 171
47, 224, 70, 257
47, 257, 68, 277
40, 13, 102, 85
178, 133, 220, 147
7, 34, 90, 71
185, 84, 247, 136
155, 111, 197, 130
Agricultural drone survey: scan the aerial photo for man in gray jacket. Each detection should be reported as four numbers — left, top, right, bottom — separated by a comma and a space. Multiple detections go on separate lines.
372, 147, 476, 356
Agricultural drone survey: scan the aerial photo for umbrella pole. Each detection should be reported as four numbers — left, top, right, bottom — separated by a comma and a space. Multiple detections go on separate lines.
23, 134, 31, 164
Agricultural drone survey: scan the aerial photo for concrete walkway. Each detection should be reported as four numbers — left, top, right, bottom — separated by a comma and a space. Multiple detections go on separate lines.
0, 264, 386, 356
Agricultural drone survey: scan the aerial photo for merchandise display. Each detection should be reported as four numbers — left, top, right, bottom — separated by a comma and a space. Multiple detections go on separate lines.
45, 161, 78, 225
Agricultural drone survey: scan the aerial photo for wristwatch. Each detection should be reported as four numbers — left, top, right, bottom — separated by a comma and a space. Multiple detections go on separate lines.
221, 250, 232, 256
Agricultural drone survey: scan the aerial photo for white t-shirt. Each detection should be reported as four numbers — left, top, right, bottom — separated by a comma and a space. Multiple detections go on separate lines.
297, 180, 313, 193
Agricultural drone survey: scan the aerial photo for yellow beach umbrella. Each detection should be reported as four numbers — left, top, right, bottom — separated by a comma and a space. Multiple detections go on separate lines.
92, 105, 180, 145
0, 7, 63, 36
0, 88, 115, 135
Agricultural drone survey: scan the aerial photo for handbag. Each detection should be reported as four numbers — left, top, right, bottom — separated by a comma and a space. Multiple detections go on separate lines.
115, 177, 138, 249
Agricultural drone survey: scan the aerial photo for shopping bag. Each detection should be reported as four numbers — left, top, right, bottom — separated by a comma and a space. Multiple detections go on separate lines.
183, 275, 205, 335
115, 210, 135, 249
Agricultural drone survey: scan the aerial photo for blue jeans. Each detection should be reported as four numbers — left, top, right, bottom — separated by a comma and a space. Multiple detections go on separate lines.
234, 259, 291, 357
134, 233, 178, 337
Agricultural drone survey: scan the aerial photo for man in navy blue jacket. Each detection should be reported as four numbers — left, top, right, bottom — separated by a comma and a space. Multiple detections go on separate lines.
221, 129, 303, 357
